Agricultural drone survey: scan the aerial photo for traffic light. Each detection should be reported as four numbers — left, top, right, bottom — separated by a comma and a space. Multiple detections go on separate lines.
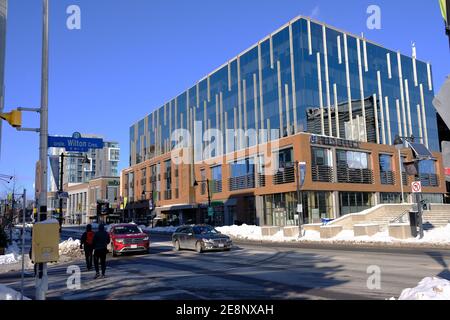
0, 110, 22, 128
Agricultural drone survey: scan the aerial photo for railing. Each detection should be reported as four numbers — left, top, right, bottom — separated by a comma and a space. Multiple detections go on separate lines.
336, 167, 374, 184
210, 180, 222, 194
402, 172, 408, 186
228, 174, 255, 191
420, 174, 439, 187
380, 171, 395, 185
311, 165, 334, 183
390, 210, 411, 224
257, 174, 266, 187
273, 166, 295, 185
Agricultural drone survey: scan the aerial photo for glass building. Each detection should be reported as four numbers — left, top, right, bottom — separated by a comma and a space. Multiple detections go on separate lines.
124, 16, 445, 227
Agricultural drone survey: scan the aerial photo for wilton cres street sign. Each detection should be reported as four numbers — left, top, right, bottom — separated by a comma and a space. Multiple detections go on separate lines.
48, 132, 104, 152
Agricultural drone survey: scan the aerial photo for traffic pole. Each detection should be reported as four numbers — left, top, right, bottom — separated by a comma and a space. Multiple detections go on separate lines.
20, 188, 26, 300
36, 0, 49, 301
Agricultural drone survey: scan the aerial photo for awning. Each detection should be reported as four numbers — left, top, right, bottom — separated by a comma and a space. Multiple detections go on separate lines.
124, 201, 149, 210
157, 203, 198, 213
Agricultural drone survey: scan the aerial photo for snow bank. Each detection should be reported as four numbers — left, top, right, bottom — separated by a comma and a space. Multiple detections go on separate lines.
215, 224, 450, 245
0, 284, 30, 300
396, 277, 450, 300
144, 226, 178, 233
59, 238, 82, 257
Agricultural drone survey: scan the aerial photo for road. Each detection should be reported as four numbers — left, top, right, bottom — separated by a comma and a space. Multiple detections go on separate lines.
1, 228, 450, 300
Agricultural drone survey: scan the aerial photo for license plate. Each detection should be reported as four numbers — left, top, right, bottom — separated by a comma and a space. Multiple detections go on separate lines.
130, 244, 137, 249
218, 243, 224, 248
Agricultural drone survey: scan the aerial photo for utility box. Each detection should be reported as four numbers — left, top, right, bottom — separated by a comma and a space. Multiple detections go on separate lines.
32, 220, 60, 263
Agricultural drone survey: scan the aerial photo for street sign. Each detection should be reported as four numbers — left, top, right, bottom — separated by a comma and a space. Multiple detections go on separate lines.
207, 207, 214, 217
411, 181, 422, 193
48, 132, 104, 152
57, 191, 69, 199
297, 204, 303, 213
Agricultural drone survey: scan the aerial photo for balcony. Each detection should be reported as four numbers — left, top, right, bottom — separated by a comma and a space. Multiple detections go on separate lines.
402, 172, 408, 186
420, 174, 439, 187
257, 174, 266, 187
273, 166, 295, 185
210, 180, 222, 194
337, 167, 374, 184
380, 171, 396, 185
228, 174, 255, 191
311, 165, 334, 183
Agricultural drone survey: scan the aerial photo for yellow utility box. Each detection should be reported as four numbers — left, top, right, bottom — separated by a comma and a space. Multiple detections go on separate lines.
32, 220, 60, 263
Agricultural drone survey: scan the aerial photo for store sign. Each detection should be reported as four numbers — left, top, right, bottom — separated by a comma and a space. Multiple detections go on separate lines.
310, 135, 360, 149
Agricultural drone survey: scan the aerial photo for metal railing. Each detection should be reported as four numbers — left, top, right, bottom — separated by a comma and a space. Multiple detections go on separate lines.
390, 209, 411, 224
402, 172, 408, 186
380, 171, 395, 185
420, 174, 439, 187
273, 166, 295, 185
257, 173, 266, 187
336, 167, 374, 184
228, 174, 255, 191
210, 180, 222, 193
311, 165, 334, 183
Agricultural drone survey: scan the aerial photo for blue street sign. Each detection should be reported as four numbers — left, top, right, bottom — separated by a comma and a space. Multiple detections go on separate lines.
48, 133, 104, 152
299, 162, 306, 188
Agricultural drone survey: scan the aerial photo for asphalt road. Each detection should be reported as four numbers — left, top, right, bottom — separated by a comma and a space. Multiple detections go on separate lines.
1, 230, 450, 300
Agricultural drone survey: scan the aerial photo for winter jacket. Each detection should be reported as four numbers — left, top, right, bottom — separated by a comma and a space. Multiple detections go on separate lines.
93, 230, 110, 251
80, 231, 95, 251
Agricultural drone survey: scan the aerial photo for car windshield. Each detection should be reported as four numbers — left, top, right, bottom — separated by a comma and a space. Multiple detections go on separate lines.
113, 225, 142, 235
193, 226, 219, 235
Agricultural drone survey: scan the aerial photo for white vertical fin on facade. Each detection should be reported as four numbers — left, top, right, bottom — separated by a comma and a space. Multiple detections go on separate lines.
363, 40, 368, 72
196, 83, 200, 108
344, 34, 353, 139
337, 36, 342, 64
227, 62, 231, 92
207, 76, 211, 102
237, 57, 243, 148
317, 53, 325, 136
413, 56, 418, 87
216, 93, 220, 139
397, 52, 408, 139
404, 79, 413, 137
277, 60, 284, 137
174, 98, 178, 131
307, 19, 312, 55
220, 92, 224, 155
384, 96, 392, 145
420, 84, 429, 148
376, 72, 386, 144
243, 80, 248, 135
203, 101, 207, 134
253, 73, 259, 143
373, 93, 380, 144
258, 43, 265, 136
387, 53, 392, 79
289, 23, 298, 134
417, 104, 423, 144
334, 84, 340, 138
285, 84, 291, 136
357, 38, 367, 142
323, 25, 332, 137
270, 35, 274, 69
427, 63, 433, 91
395, 99, 402, 138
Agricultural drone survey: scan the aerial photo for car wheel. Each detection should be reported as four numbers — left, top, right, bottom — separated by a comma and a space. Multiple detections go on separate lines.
224, 248, 231, 252
174, 240, 181, 251
195, 241, 203, 254
112, 249, 117, 257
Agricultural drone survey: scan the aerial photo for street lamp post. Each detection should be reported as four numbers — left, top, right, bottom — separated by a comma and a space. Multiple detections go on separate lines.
142, 190, 156, 226
193, 179, 212, 224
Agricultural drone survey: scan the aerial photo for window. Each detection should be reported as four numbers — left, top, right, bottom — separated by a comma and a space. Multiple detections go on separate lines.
379, 154, 392, 172
211, 165, 222, 193
337, 150, 369, 169
229, 158, 255, 190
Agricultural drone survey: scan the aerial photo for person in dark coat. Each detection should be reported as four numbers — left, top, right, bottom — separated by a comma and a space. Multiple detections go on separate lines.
80, 224, 95, 271
93, 224, 110, 278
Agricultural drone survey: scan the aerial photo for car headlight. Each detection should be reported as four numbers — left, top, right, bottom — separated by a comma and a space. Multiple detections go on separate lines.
202, 238, 213, 243
115, 239, 125, 244
143, 237, 149, 241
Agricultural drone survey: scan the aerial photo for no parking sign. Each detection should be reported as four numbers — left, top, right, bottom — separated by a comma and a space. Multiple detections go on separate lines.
411, 181, 422, 193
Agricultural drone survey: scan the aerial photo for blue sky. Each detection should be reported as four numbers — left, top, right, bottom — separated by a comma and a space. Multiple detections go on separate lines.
0, 0, 449, 195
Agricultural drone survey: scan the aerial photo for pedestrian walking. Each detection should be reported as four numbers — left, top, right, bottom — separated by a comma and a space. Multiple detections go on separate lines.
80, 224, 95, 271
93, 224, 110, 279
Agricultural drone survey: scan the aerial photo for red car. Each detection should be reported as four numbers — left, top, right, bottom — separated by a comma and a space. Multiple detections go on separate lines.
109, 224, 150, 257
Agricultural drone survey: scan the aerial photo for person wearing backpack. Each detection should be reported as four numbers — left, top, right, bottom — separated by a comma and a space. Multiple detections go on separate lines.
80, 224, 95, 271
93, 224, 110, 279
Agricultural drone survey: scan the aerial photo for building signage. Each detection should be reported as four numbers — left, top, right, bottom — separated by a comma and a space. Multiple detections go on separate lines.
310, 135, 360, 149
299, 162, 306, 188
48, 132, 104, 152
411, 181, 422, 193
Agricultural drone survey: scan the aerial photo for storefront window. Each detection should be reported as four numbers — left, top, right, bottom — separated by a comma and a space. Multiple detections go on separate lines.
339, 192, 373, 216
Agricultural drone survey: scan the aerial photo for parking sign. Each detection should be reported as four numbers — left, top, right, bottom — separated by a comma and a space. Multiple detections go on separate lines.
411, 181, 422, 193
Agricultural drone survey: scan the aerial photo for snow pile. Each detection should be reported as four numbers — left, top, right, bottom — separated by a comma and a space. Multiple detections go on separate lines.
59, 238, 82, 257
396, 277, 450, 300
217, 225, 262, 240
0, 284, 30, 300
144, 226, 178, 233
215, 224, 450, 245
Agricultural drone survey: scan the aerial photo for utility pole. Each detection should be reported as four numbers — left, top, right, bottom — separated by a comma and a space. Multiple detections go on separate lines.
20, 188, 26, 301
59, 152, 64, 229
0, 0, 7, 156
36, 0, 49, 301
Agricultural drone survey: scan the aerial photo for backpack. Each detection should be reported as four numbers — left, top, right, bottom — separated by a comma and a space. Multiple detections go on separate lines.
86, 231, 95, 246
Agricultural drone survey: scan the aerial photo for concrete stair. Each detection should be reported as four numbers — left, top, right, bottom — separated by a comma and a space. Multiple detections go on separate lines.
422, 210, 450, 230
